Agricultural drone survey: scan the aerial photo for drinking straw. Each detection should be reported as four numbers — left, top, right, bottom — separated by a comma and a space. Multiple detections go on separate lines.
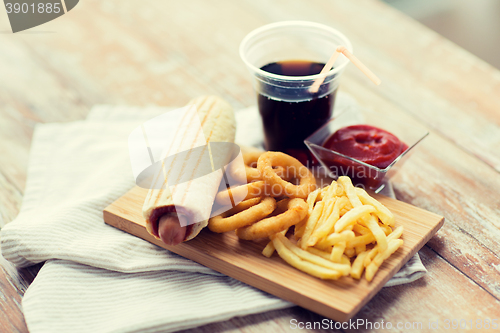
309, 46, 381, 93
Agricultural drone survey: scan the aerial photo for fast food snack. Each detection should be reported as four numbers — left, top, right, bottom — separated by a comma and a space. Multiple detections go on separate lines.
142, 95, 236, 245
208, 197, 276, 233
243, 150, 287, 183
235, 198, 307, 240
209, 148, 400, 282
257, 152, 316, 199
243, 151, 264, 182
263, 176, 403, 281
270, 233, 347, 280
209, 151, 315, 240
215, 181, 269, 206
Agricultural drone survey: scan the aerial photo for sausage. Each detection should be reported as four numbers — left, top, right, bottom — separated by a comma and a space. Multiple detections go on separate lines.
158, 213, 187, 246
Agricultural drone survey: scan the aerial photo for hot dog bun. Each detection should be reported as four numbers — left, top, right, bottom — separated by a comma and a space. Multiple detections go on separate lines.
142, 95, 236, 242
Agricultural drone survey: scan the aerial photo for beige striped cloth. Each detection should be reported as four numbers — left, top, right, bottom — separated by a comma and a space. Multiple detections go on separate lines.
0, 93, 426, 333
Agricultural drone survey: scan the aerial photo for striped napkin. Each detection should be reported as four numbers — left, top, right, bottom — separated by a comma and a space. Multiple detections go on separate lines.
0, 93, 426, 333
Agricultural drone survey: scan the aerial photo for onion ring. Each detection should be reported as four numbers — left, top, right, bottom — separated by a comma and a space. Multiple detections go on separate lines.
244, 151, 287, 182
208, 196, 276, 233
268, 198, 293, 217
215, 181, 269, 206
257, 152, 316, 199
235, 198, 308, 240
223, 197, 261, 216
243, 151, 265, 182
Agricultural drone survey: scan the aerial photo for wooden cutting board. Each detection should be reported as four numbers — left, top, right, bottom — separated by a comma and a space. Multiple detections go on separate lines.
103, 186, 444, 322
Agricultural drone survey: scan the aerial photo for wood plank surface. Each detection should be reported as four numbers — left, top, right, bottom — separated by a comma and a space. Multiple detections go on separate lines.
103, 187, 444, 322
1, 0, 499, 331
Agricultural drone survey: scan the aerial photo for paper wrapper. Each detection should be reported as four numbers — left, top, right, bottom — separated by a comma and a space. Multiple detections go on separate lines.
129, 96, 240, 241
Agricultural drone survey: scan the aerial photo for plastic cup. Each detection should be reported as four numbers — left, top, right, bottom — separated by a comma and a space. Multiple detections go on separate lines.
239, 21, 352, 164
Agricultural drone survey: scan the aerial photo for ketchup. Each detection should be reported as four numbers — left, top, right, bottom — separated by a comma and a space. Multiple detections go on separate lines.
320, 125, 408, 188
324, 125, 408, 169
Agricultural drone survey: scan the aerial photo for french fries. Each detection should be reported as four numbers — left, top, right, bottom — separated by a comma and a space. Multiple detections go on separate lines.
271, 235, 343, 280
306, 196, 347, 247
262, 176, 403, 282
275, 234, 350, 275
261, 241, 275, 258
355, 187, 395, 226
300, 201, 324, 249
334, 205, 376, 233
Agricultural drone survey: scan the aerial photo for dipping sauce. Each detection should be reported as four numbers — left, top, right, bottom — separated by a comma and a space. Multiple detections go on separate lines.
319, 125, 408, 189
258, 60, 337, 165
323, 125, 408, 169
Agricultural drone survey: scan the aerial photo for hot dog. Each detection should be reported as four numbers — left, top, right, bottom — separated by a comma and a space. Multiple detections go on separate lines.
142, 95, 236, 245
158, 214, 186, 246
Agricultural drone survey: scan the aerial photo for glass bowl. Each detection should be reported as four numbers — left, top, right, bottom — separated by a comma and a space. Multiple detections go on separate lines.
304, 107, 429, 192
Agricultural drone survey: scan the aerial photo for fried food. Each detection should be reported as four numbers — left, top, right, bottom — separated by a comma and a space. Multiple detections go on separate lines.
350, 251, 369, 280
315, 230, 355, 250
275, 234, 350, 275
306, 196, 348, 247
267, 176, 403, 282
222, 197, 261, 216
257, 152, 316, 199
333, 205, 376, 233
208, 150, 401, 283
362, 215, 388, 252
208, 197, 276, 233
243, 150, 287, 182
261, 241, 276, 258
236, 198, 307, 240
365, 239, 404, 282
210, 151, 315, 241
300, 201, 324, 249
330, 241, 347, 262
243, 151, 264, 182
363, 226, 404, 267
271, 234, 343, 280
306, 188, 321, 213
355, 187, 395, 226
215, 181, 269, 206
262, 228, 288, 258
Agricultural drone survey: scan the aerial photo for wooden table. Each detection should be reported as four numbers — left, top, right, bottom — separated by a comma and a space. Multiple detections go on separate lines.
0, 0, 499, 331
